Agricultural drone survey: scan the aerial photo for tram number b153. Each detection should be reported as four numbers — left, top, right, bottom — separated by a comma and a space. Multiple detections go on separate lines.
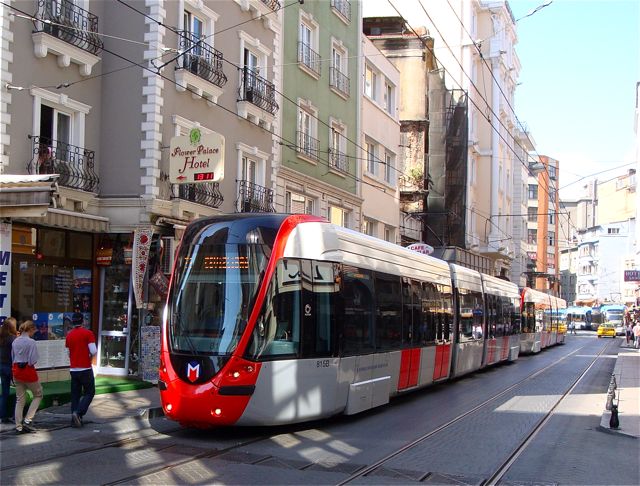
317, 359, 330, 368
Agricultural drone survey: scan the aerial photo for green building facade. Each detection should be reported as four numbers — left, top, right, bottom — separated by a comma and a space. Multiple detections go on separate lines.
276, 0, 362, 228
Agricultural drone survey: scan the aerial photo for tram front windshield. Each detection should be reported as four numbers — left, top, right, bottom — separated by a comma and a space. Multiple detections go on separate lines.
168, 225, 272, 355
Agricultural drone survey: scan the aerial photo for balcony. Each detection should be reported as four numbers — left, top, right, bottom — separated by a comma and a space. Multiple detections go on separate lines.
238, 67, 278, 115
29, 135, 99, 193
329, 148, 348, 173
330, 0, 351, 22
173, 182, 223, 209
175, 31, 227, 104
32, 0, 102, 75
259, 0, 281, 10
329, 66, 350, 98
296, 131, 319, 161
298, 42, 321, 77
236, 180, 275, 213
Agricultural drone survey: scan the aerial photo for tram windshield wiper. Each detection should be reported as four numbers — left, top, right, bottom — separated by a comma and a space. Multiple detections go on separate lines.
172, 311, 199, 356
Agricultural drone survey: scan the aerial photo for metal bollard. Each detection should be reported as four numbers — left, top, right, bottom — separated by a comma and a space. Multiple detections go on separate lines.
605, 389, 615, 411
610, 373, 617, 390
609, 403, 620, 429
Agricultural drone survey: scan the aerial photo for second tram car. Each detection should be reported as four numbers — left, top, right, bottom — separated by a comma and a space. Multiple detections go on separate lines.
520, 287, 566, 353
159, 215, 559, 427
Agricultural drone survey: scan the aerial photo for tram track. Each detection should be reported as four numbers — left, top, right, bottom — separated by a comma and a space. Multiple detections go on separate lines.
0, 340, 612, 486
337, 341, 610, 485
101, 342, 598, 485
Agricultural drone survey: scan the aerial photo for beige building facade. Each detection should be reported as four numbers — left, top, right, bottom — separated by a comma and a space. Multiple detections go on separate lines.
360, 35, 400, 242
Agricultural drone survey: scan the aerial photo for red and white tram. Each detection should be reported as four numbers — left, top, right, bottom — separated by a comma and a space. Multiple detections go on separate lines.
159, 215, 540, 427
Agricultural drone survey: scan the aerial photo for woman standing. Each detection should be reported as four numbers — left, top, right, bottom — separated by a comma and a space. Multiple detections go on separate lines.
12, 321, 43, 433
0, 317, 18, 423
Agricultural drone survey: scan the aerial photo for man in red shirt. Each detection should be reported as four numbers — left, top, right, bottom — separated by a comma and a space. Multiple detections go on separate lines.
65, 313, 97, 427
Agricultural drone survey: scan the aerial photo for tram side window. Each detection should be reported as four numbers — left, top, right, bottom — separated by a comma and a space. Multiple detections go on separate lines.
486, 294, 497, 339
457, 287, 483, 342
420, 282, 438, 344
300, 261, 338, 358
245, 259, 301, 360
507, 297, 521, 335
375, 273, 402, 350
410, 280, 423, 346
440, 284, 453, 342
340, 267, 375, 356
522, 302, 535, 333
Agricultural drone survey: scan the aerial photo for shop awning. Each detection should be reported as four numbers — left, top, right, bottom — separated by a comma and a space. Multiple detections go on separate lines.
0, 174, 58, 218
43, 208, 109, 233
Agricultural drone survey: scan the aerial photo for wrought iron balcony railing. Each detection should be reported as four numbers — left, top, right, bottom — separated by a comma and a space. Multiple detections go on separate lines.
236, 180, 275, 213
259, 0, 281, 10
329, 66, 350, 97
297, 41, 321, 76
173, 182, 223, 208
330, 0, 352, 22
296, 131, 319, 161
238, 67, 278, 115
35, 0, 102, 55
29, 135, 99, 192
176, 30, 227, 88
329, 148, 348, 173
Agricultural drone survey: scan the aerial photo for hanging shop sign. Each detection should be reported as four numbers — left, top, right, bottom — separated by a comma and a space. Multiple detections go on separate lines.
132, 226, 154, 309
169, 128, 225, 184
0, 222, 11, 322
407, 242, 435, 256
624, 270, 640, 282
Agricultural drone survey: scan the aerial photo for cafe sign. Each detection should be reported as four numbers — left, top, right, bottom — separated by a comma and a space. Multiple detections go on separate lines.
169, 128, 225, 184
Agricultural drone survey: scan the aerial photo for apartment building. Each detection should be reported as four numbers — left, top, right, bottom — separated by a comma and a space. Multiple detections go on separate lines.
0, 0, 282, 379
275, 0, 362, 228
525, 155, 560, 293
360, 35, 400, 242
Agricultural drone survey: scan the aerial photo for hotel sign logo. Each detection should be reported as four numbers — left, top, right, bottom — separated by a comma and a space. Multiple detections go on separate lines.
169, 128, 225, 184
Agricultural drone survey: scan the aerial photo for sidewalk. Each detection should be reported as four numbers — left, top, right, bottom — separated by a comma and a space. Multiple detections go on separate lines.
0, 380, 162, 433
600, 341, 640, 439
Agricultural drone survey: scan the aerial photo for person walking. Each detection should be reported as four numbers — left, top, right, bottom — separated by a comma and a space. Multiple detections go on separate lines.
633, 320, 640, 350
0, 317, 18, 423
11, 321, 43, 433
65, 312, 96, 427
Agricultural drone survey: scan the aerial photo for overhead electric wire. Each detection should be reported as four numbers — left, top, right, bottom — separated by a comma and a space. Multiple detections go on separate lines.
3, 2, 414, 208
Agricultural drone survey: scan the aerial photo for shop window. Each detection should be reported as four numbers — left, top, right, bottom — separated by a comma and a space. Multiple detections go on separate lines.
69, 232, 93, 260
40, 229, 66, 257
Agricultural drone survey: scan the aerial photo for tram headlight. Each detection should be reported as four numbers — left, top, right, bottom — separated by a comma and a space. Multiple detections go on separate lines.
232, 371, 240, 378
212, 408, 222, 417
165, 403, 172, 412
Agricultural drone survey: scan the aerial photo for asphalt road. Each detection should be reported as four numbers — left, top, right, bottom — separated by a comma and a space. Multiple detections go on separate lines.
1, 334, 638, 485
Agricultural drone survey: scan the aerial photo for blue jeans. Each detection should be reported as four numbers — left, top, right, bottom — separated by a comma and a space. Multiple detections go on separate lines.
70, 369, 95, 417
0, 363, 12, 420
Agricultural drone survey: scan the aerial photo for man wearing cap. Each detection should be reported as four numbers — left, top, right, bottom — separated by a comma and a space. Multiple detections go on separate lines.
65, 313, 97, 427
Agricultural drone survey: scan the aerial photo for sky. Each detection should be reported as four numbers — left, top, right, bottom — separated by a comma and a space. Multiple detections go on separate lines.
363, 0, 639, 200
509, 0, 639, 199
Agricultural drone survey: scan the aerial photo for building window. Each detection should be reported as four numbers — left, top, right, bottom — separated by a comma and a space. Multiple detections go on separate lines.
298, 12, 320, 76
528, 229, 537, 244
548, 212, 555, 225
286, 191, 314, 214
363, 218, 376, 236
297, 102, 318, 160
366, 142, 376, 175
384, 152, 395, 184
330, 40, 349, 97
608, 227, 620, 234
548, 232, 555, 246
528, 207, 537, 222
384, 226, 393, 242
383, 81, 394, 114
364, 64, 377, 100
329, 122, 348, 172
528, 184, 538, 200
329, 206, 349, 228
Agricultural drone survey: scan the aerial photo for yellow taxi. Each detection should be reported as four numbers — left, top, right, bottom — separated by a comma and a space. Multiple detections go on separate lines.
597, 323, 616, 338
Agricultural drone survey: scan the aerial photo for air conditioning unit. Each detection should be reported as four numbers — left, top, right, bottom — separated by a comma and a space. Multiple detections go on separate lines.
160, 236, 177, 275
